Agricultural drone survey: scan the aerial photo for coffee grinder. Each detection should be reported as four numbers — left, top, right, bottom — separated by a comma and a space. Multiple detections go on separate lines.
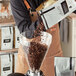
20, 32, 52, 76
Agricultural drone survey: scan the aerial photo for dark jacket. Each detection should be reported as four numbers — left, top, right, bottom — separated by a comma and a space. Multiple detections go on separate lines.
10, 0, 45, 38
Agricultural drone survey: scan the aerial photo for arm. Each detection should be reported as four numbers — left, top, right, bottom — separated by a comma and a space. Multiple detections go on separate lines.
10, 0, 37, 38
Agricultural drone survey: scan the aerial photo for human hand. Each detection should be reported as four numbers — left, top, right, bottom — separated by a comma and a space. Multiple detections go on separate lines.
50, 25, 56, 32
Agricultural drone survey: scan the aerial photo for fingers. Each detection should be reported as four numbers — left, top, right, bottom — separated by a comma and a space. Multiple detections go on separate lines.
49, 25, 56, 32
50, 28, 56, 31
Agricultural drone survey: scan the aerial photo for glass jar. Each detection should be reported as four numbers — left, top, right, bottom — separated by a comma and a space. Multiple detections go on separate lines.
20, 32, 52, 73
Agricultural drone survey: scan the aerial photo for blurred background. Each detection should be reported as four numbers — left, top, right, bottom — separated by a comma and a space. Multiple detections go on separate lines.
0, 0, 76, 76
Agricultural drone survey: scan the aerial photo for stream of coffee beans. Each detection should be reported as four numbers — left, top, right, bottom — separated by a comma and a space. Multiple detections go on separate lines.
25, 16, 48, 71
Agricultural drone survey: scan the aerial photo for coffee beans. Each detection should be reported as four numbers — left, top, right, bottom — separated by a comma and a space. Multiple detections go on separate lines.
27, 42, 47, 71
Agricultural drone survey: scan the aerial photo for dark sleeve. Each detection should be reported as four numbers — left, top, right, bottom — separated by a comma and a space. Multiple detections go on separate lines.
26, 0, 46, 10
10, 0, 37, 38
